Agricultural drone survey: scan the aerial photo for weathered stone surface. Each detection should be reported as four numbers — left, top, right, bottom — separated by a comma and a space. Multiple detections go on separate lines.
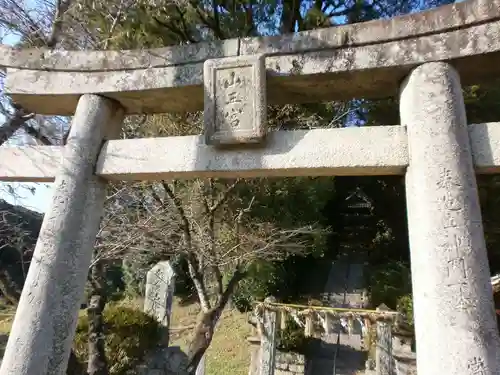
247, 336, 262, 375
288, 364, 304, 373
240, 0, 500, 55
376, 305, 394, 375
248, 336, 305, 375
260, 296, 277, 375
276, 352, 305, 366
0, 95, 124, 375
2, 0, 500, 115
391, 336, 412, 354
401, 62, 500, 375
0, 0, 497, 72
276, 362, 289, 370
131, 346, 188, 375
0, 126, 409, 182
393, 350, 416, 375
0, 40, 239, 72
92, 125, 408, 180
0, 145, 61, 182
144, 261, 176, 345
203, 55, 266, 146
7, 123, 500, 183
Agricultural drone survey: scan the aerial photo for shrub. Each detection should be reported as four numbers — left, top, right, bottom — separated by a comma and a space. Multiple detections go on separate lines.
277, 317, 314, 354
73, 304, 161, 375
366, 261, 412, 309
230, 260, 281, 312
396, 293, 414, 328
230, 255, 329, 313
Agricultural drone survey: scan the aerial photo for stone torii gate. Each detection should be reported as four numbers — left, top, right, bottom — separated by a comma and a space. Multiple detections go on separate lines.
0, 0, 500, 374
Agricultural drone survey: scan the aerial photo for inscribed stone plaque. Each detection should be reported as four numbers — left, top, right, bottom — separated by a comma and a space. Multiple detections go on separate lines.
203, 54, 267, 146
144, 261, 176, 345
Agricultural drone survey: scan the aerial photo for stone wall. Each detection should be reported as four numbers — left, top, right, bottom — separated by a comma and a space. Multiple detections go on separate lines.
392, 333, 416, 375
127, 346, 188, 375
248, 336, 305, 375
274, 352, 305, 375
364, 328, 417, 375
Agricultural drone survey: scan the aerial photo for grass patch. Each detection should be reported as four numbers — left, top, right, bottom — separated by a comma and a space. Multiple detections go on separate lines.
0, 299, 252, 375
0, 305, 16, 334
168, 299, 252, 375
0, 316, 13, 334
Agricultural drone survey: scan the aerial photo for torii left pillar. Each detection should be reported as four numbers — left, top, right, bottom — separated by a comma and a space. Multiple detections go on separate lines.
0, 95, 124, 375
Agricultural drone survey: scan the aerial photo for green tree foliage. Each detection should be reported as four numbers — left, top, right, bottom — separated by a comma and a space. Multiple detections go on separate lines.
277, 317, 315, 354
465, 79, 500, 276
74, 304, 161, 375
367, 261, 411, 309
230, 260, 283, 311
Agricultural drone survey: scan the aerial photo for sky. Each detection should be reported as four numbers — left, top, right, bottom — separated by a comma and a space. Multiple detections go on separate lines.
1, 182, 54, 212
0, 0, 466, 214
0, 15, 55, 213
0, 128, 54, 212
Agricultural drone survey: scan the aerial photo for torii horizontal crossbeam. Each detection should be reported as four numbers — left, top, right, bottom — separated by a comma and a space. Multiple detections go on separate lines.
0, 123, 499, 182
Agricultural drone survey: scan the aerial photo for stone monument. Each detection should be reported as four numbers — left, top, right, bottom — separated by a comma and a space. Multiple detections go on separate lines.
144, 261, 176, 346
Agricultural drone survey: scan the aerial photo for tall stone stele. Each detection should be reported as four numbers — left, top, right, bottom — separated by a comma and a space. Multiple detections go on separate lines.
401, 62, 500, 375
144, 261, 177, 346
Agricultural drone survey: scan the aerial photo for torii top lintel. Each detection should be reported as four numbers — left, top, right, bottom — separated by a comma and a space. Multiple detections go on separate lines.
1, 0, 499, 116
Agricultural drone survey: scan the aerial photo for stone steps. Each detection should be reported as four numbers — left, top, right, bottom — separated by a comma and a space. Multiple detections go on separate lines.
306, 355, 366, 375
306, 263, 367, 375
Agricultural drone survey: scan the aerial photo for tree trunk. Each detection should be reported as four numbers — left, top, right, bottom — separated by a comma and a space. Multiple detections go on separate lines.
0, 105, 35, 146
87, 260, 109, 375
280, 0, 301, 34
187, 259, 211, 312
0, 269, 22, 305
67, 349, 87, 375
186, 268, 246, 374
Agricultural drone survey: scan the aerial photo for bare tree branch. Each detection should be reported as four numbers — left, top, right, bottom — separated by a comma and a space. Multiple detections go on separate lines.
210, 179, 241, 213
21, 123, 54, 145
0, 105, 35, 146
46, 0, 72, 48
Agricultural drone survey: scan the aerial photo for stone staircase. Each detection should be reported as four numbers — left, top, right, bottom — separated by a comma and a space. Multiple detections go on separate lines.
306, 263, 367, 375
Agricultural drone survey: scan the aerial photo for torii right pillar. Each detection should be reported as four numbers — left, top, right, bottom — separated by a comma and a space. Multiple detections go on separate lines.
401, 62, 500, 374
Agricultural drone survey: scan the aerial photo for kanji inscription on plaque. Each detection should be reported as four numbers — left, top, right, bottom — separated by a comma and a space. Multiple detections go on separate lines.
467, 356, 487, 375
203, 54, 267, 146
